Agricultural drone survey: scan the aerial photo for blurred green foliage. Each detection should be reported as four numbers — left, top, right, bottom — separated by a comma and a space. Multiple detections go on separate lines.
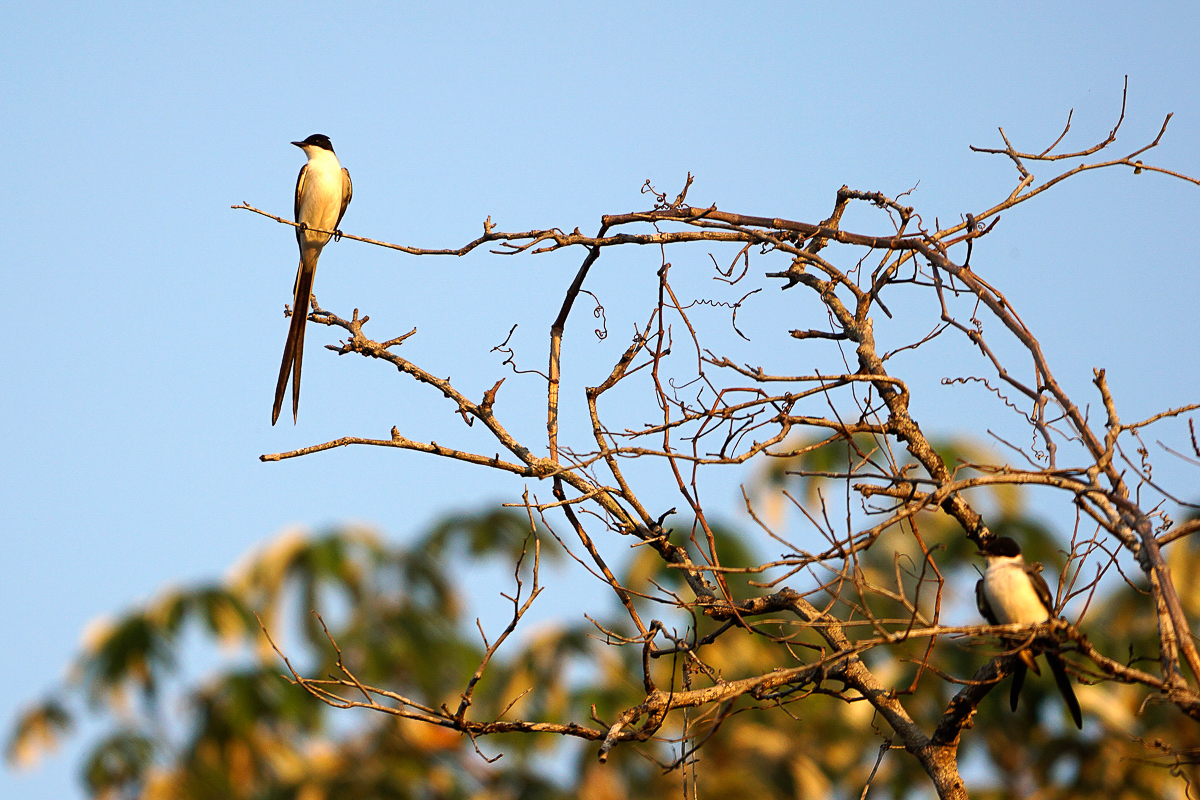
9, 439, 1200, 799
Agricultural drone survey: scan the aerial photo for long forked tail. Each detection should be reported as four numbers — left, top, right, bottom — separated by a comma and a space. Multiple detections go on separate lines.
1009, 660, 1027, 712
272, 252, 318, 425
1046, 652, 1083, 729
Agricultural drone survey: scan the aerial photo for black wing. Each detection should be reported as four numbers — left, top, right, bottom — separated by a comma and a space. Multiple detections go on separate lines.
293, 162, 308, 248
975, 578, 998, 624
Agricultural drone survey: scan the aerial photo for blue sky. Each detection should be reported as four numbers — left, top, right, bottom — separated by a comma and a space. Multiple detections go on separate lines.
3, 2, 1199, 797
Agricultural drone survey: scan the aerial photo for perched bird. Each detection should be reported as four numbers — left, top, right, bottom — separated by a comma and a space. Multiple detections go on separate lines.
272, 134, 353, 425
976, 536, 1083, 729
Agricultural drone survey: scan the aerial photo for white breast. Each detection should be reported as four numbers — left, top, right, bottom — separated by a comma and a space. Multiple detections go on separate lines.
983, 560, 1050, 624
297, 150, 345, 251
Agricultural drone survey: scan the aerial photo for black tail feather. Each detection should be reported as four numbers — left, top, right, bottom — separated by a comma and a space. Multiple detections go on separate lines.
1009, 660, 1027, 712
272, 255, 316, 425
1046, 652, 1083, 729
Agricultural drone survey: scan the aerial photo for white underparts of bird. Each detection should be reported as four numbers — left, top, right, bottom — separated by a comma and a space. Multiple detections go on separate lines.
975, 536, 1083, 729
272, 133, 353, 426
